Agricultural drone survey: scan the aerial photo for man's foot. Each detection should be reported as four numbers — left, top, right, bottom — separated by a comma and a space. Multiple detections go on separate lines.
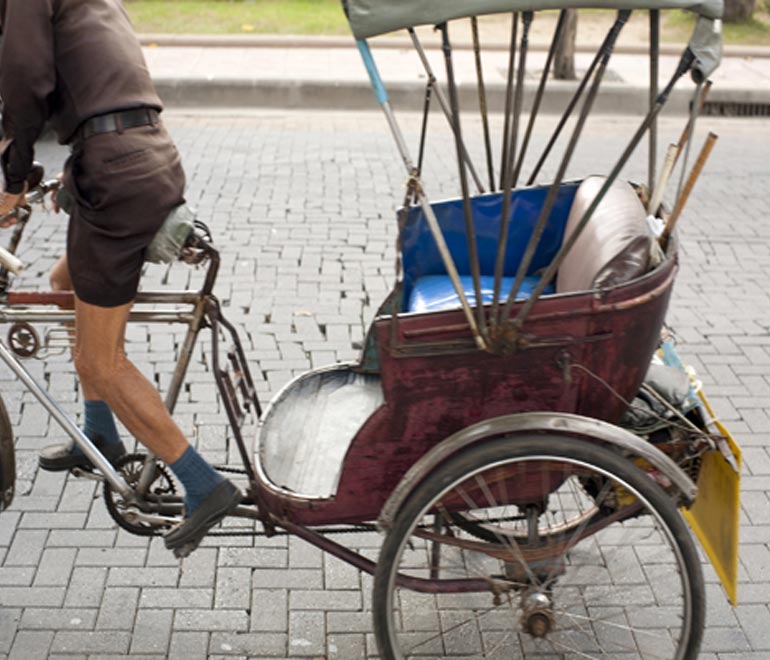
38, 436, 127, 472
164, 480, 242, 558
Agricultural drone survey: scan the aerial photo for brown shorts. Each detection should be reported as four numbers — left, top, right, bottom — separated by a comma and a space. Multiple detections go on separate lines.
64, 121, 186, 307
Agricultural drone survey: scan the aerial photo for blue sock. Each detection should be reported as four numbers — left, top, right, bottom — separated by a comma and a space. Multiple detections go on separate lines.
168, 445, 225, 514
72, 400, 121, 456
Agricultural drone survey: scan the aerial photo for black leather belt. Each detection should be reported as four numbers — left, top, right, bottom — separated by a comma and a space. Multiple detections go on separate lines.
77, 108, 160, 142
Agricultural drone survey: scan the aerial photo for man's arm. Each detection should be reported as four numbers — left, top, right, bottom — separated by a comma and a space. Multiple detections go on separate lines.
0, 0, 55, 194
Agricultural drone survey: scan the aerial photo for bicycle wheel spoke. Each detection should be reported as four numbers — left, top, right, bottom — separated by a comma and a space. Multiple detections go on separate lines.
374, 437, 703, 659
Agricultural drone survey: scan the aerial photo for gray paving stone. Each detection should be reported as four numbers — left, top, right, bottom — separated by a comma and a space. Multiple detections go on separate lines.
0, 609, 21, 655
96, 587, 139, 630
8, 630, 53, 660
33, 547, 77, 586
50, 631, 131, 655
174, 609, 249, 632
130, 608, 173, 655
2, 112, 769, 659
19, 608, 97, 631
168, 631, 209, 660
210, 632, 287, 657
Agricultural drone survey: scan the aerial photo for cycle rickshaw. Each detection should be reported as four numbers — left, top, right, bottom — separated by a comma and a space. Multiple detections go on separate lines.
0, 0, 742, 657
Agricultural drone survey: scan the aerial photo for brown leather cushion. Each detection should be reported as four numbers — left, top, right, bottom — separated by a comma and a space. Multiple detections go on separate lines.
556, 176, 652, 293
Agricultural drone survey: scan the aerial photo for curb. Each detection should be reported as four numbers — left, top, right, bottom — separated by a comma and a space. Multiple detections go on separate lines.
153, 77, 769, 115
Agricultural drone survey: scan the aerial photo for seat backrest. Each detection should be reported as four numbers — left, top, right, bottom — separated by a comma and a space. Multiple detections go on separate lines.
556, 176, 653, 293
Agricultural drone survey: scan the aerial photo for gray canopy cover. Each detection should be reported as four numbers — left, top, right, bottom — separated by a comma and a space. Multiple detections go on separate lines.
345, 0, 722, 77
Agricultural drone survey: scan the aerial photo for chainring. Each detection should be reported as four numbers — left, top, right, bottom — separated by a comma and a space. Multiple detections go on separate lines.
103, 453, 177, 536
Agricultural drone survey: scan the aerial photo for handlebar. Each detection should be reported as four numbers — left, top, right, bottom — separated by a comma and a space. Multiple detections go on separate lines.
0, 244, 23, 274
0, 166, 61, 276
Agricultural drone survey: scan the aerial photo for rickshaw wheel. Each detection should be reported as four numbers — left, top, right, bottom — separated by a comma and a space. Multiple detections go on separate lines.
373, 436, 704, 660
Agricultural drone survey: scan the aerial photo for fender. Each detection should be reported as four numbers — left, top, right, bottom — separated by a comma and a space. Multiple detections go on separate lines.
379, 411, 697, 529
0, 394, 15, 512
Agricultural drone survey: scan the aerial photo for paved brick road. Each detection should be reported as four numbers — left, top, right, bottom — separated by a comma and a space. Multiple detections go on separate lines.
0, 110, 768, 658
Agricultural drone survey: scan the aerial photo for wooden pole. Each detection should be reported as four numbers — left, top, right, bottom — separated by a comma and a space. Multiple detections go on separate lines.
659, 132, 718, 250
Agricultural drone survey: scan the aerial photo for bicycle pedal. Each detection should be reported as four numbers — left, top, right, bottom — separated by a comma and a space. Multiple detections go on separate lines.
70, 466, 104, 481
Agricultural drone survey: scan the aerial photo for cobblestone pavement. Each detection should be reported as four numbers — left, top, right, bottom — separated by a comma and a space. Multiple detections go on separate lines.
0, 110, 769, 658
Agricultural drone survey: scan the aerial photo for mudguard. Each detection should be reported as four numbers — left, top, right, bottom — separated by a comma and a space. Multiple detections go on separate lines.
0, 395, 15, 512
379, 411, 697, 530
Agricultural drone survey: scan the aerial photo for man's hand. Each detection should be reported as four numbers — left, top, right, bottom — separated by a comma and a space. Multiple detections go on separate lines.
0, 190, 26, 228
51, 172, 64, 213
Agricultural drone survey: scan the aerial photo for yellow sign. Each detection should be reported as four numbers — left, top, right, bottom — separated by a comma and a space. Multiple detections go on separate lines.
682, 390, 741, 606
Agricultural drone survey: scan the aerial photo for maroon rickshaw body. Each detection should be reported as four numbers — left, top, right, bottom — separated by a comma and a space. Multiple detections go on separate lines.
254, 251, 677, 526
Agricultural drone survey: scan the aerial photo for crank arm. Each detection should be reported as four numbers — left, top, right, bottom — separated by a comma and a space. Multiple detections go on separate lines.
122, 508, 179, 527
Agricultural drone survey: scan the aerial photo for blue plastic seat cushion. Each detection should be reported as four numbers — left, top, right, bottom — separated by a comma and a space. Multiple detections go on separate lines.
407, 274, 553, 313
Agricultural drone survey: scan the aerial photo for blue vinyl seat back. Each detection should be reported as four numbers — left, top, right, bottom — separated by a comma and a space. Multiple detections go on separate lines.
401, 185, 579, 311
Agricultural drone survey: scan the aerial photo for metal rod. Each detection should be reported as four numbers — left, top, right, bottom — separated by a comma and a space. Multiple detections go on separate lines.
509, 48, 696, 331
649, 10, 660, 192
356, 38, 486, 348
408, 30, 485, 193
500, 13, 519, 190
471, 17, 496, 192
440, 22, 486, 338
501, 11, 632, 326
660, 132, 718, 250
513, 9, 568, 190
0, 309, 195, 324
209, 312, 259, 484
416, 82, 432, 181
491, 11, 533, 326
673, 79, 712, 170
526, 13, 625, 187
0, 340, 132, 495
648, 80, 711, 214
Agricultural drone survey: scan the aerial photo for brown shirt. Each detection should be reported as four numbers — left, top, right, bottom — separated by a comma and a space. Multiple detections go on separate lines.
0, 0, 162, 193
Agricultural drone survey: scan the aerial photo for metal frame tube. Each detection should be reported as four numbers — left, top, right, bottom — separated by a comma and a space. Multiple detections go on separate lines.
356, 38, 486, 349
0, 340, 131, 495
510, 48, 696, 331
471, 17, 496, 192
492, 11, 534, 325
513, 9, 568, 189
440, 23, 486, 337
526, 14, 626, 187
408, 30, 485, 193
500, 10, 632, 326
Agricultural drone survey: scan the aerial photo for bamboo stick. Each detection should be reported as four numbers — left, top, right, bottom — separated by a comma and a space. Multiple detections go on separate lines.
659, 132, 718, 250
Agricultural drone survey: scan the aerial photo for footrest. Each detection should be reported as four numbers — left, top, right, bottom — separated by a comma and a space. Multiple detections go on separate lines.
407, 275, 553, 313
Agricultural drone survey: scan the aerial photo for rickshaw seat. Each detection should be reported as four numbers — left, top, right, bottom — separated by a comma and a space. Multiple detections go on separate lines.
408, 274, 554, 313
556, 176, 653, 292
257, 367, 384, 497
400, 185, 579, 314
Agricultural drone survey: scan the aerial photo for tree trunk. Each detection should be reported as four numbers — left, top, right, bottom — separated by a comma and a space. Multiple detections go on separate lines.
723, 0, 755, 21
554, 9, 578, 81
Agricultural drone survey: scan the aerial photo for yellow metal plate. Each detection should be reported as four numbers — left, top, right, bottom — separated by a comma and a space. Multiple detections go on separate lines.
682, 390, 742, 606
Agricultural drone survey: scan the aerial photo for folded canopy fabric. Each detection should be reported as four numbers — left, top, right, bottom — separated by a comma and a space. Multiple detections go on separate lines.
344, 0, 722, 81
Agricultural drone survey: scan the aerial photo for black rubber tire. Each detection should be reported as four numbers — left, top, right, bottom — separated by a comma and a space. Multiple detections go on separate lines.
0, 395, 15, 512
373, 435, 705, 660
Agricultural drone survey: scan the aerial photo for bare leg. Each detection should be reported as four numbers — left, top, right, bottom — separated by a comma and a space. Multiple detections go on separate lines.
50, 255, 72, 292
72, 295, 188, 463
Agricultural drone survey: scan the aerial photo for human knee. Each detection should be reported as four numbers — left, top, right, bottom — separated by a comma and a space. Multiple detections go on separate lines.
49, 258, 72, 291
73, 346, 127, 396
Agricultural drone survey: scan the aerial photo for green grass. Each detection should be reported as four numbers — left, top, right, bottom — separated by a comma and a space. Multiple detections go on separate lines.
125, 0, 350, 35
125, 0, 770, 46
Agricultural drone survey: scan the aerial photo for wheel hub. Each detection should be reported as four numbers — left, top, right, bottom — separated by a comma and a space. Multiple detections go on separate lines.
521, 591, 554, 638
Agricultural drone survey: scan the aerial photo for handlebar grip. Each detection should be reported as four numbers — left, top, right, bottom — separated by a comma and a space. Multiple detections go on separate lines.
0, 244, 23, 275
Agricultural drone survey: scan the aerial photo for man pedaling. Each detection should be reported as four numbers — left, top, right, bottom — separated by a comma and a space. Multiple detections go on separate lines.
0, 0, 242, 557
